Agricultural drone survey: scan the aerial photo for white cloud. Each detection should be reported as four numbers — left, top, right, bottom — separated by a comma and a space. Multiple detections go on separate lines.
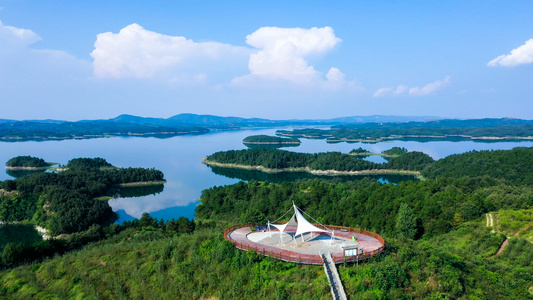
373, 77, 450, 98
0, 20, 41, 50
373, 85, 408, 98
90, 23, 250, 80
0, 20, 89, 75
409, 76, 450, 96
0, 20, 92, 120
233, 26, 345, 85
488, 39, 533, 67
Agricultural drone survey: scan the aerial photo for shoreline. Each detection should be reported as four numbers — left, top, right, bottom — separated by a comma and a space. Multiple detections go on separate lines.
118, 180, 167, 187
243, 142, 301, 145
349, 152, 398, 158
0, 131, 208, 142
276, 132, 533, 143
5, 166, 48, 170
202, 159, 421, 177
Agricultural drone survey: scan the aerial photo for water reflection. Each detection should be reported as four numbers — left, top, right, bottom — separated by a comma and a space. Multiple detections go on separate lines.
6, 169, 46, 179
111, 184, 165, 198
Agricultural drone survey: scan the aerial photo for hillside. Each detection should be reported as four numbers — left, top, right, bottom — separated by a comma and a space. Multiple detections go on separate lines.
2, 176, 533, 298
2, 148, 533, 298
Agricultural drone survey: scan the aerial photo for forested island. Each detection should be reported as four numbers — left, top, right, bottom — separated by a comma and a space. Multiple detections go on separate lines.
1, 148, 533, 298
203, 147, 533, 185
276, 118, 533, 143
243, 135, 301, 145
203, 148, 433, 176
5, 156, 53, 169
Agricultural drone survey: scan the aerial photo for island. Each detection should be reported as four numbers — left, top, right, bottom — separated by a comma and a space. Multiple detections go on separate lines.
243, 135, 301, 146
203, 148, 433, 177
5, 155, 55, 170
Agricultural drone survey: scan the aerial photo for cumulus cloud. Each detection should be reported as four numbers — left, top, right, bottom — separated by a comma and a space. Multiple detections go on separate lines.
233, 26, 350, 87
91, 23, 251, 80
488, 39, 533, 67
373, 76, 450, 98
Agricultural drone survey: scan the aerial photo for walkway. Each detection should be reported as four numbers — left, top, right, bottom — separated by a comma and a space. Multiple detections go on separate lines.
322, 253, 347, 300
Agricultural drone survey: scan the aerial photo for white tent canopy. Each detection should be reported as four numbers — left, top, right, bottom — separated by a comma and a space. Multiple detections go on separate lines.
268, 203, 334, 245
270, 213, 296, 235
293, 204, 329, 238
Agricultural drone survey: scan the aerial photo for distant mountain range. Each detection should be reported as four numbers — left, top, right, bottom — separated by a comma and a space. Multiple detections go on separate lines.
0, 114, 442, 127
0, 113, 531, 142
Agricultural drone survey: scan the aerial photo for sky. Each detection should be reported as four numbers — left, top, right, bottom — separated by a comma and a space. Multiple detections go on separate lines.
0, 0, 532, 121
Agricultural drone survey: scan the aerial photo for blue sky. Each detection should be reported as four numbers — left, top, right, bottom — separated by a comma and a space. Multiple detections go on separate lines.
0, 0, 532, 120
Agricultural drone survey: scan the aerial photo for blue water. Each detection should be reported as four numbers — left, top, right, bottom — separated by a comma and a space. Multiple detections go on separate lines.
2, 128, 532, 222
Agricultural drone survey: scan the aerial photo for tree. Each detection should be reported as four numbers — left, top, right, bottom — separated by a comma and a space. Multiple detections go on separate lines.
1, 242, 31, 267
0, 180, 16, 191
396, 203, 417, 239
140, 212, 157, 227
240, 208, 265, 225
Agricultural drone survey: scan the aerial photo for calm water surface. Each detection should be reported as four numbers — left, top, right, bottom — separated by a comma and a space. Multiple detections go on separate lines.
2, 128, 533, 222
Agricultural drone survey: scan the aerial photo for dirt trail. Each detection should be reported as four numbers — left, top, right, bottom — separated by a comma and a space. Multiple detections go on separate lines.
496, 239, 509, 255
487, 213, 510, 255
486, 213, 495, 233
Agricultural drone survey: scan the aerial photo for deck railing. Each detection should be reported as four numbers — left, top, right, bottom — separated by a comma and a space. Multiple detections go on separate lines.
224, 224, 385, 265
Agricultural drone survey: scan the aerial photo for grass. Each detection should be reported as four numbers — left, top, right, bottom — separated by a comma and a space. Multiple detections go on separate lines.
0, 228, 330, 299
495, 209, 533, 242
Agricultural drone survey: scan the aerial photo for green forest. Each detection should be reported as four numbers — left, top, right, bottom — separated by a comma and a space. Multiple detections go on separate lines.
205, 148, 434, 172
1, 147, 533, 298
0, 121, 209, 141
6, 156, 50, 168
0, 157, 165, 265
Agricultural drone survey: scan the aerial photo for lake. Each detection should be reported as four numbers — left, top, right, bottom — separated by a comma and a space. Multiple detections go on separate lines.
2, 127, 533, 224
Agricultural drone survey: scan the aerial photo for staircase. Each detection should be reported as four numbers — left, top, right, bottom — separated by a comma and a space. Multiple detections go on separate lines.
322, 253, 347, 300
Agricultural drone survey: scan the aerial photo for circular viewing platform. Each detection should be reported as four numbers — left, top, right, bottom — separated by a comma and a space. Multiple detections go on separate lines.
224, 224, 385, 265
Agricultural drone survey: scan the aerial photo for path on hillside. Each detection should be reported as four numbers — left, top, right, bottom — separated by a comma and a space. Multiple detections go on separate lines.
486, 213, 510, 255
486, 213, 494, 233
